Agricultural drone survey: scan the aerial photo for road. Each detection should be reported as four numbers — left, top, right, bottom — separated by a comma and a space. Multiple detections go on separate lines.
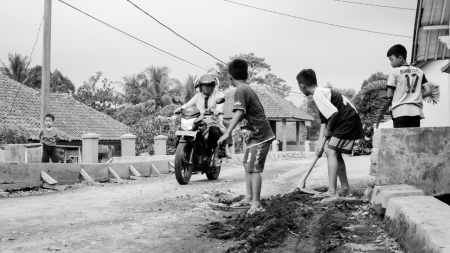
0, 155, 372, 253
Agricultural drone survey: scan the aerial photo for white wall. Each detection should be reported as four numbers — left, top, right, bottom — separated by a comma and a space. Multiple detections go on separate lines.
421, 60, 450, 127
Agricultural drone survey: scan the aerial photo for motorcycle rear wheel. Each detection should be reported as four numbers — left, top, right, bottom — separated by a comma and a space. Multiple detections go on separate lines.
175, 142, 194, 185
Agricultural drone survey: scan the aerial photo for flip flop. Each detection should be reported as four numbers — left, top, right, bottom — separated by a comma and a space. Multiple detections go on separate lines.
230, 201, 251, 209
338, 189, 352, 197
312, 192, 338, 199
246, 206, 265, 216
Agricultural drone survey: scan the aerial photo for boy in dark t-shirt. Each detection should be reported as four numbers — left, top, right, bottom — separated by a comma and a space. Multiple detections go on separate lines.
38, 113, 61, 163
297, 69, 364, 198
218, 59, 275, 215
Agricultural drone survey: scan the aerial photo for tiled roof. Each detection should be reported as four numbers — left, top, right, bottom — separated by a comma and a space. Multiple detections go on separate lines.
0, 74, 130, 141
222, 85, 314, 121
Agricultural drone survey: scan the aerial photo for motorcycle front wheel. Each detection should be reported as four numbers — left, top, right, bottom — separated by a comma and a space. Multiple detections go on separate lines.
175, 142, 194, 185
206, 164, 221, 180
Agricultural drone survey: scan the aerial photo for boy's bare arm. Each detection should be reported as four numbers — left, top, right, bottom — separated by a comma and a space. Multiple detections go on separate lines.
218, 110, 244, 146
225, 110, 244, 135
422, 84, 431, 98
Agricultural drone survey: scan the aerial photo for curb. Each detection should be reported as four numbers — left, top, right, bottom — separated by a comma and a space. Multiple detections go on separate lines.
371, 185, 450, 253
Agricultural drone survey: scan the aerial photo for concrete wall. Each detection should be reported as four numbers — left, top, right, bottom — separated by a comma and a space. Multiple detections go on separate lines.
371, 127, 450, 195
286, 145, 305, 152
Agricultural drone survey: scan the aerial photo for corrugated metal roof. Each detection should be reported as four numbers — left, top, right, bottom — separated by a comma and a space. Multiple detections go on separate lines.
0, 74, 130, 141
222, 85, 314, 121
412, 0, 450, 65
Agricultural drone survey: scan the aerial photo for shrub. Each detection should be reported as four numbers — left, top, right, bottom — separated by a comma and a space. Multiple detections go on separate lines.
0, 124, 29, 145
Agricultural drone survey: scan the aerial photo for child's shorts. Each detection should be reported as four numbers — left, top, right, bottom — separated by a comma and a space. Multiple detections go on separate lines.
243, 140, 271, 173
327, 137, 355, 154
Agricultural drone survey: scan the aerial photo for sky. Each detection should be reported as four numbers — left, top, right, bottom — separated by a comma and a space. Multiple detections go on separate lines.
0, 0, 417, 106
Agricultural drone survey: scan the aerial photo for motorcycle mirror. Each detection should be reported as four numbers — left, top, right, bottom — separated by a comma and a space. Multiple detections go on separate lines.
215, 97, 225, 104
172, 97, 181, 104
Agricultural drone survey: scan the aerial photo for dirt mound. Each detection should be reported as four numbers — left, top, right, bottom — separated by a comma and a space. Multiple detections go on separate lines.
207, 191, 316, 253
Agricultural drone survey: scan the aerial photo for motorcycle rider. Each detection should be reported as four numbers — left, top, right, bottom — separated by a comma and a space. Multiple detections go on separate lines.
174, 74, 231, 167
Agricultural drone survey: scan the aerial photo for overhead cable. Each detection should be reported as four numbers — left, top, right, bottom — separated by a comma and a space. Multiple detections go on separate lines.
126, 0, 228, 65
223, 0, 412, 38
333, 0, 415, 11
58, 0, 209, 71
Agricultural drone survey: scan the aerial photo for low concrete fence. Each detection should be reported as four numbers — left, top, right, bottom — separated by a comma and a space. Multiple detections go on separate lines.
0, 156, 175, 190
371, 127, 450, 196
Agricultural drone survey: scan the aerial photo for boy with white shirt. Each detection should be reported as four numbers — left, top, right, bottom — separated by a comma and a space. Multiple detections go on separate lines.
296, 69, 365, 198
386, 44, 431, 128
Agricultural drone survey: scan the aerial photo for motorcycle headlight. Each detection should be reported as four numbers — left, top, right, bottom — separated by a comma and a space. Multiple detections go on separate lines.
181, 118, 196, 131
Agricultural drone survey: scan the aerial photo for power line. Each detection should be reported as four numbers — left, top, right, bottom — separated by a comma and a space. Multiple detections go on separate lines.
58, 0, 209, 71
224, 0, 412, 38
333, 0, 415, 11
2, 15, 44, 123
126, 0, 228, 65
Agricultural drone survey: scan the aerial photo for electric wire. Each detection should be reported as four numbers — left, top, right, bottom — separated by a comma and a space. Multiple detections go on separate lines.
126, 0, 228, 65
1, 15, 44, 123
333, 0, 415, 11
58, 0, 209, 71
223, 0, 412, 38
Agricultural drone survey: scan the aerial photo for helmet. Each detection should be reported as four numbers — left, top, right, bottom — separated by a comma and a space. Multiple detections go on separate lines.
196, 74, 218, 93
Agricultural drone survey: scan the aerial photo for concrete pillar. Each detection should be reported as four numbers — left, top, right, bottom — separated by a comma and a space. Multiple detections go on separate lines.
305, 140, 311, 152
154, 135, 168, 155
120, 133, 136, 157
296, 122, 301, 146
82, 133, 100, 163
269, 120, 277, 138
272, 139, 279, 152
282, 119, 287, 151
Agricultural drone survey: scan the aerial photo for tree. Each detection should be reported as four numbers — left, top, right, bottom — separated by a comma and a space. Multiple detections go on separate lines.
183, 74, 198, 103
0, 53, 29, 83
302, 83, 357, 140
50, 69, 75, 94
211, 53, 291, 96
73, 72, 117, 116
120, 74, 142, 105
23, 65, 42, 90
353, 72, 388, 128
255, 73, 292, 97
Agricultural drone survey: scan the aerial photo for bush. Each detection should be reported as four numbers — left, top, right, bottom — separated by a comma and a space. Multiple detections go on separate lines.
0, 124, 29, 145
131, 115, 179, 155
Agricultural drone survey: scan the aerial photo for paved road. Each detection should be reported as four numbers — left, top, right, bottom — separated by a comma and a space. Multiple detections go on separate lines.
0, 155, 372, 253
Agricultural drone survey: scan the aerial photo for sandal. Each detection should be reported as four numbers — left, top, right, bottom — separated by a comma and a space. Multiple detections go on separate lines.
246, 206, 265, 216
230, 200, 251, 209
338, 188, 352, 197
312, 192, 339, 199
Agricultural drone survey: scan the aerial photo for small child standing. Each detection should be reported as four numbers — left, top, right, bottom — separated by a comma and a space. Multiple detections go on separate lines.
297, 69, 365, 198
38, 113, 61, 163
218, 59, 275, 214
386, 44, 431, 128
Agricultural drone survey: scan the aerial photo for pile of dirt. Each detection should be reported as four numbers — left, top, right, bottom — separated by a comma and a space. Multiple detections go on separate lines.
2, 187, 57, 198
207, 191, 316, 253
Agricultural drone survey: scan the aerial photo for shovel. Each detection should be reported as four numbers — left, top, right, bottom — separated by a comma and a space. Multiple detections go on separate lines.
292, 140, 327, 194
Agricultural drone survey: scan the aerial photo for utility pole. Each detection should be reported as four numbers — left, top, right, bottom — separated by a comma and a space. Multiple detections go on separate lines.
41, 0, 52, 128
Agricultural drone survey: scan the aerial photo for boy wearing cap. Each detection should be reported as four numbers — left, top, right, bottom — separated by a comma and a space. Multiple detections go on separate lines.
218, 59, 275, 214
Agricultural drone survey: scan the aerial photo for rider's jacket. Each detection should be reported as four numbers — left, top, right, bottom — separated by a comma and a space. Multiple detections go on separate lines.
181, 91, 225, 115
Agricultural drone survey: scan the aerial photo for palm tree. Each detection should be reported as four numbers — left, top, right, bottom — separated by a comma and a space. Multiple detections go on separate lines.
184, 75, 198, 103
0, 53, 30, 83
138, 65, 174, 110
120, 74, 142, 105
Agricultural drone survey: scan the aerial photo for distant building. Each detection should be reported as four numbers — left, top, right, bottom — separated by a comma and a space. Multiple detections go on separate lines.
0, 74, 130, 163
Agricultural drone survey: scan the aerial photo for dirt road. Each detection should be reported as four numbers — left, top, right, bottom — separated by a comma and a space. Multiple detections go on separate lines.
0, 156, 374, 253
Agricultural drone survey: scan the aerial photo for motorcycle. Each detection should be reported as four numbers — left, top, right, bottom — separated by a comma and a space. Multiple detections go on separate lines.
172, 97, 227, 185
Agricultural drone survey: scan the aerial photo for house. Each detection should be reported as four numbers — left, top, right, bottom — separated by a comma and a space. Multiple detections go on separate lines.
410, 0, 450, 127
0, 73, 130, 162
222, 85, 314, 151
